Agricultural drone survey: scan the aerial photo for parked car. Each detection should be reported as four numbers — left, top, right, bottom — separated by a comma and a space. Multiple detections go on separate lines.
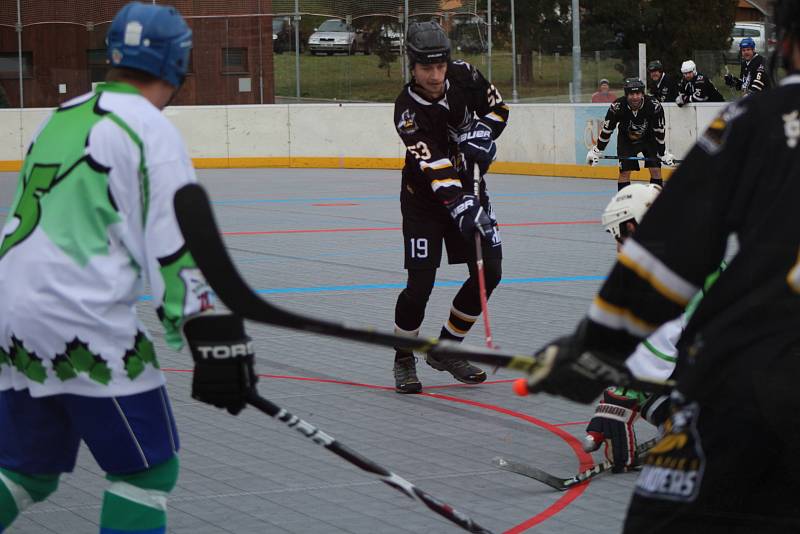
273, 18, 303, 54
725, 21, 775, 62
380, 24, 403, 53
308, 19, 369, 56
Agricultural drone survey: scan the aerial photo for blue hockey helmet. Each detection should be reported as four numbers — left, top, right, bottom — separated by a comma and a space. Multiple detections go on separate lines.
106, 2, 193, 87
739, 37, 756, 50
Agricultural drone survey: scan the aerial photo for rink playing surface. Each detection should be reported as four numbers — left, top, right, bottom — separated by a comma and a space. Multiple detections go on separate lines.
0, 168, 658, 534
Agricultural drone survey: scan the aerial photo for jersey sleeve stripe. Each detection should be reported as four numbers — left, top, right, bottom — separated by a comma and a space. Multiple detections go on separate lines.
484, 112, 506, 123
431, 178, 462, 192
618, 239, 699, 306
588, 296, 659, 338
420, 158, 453, 171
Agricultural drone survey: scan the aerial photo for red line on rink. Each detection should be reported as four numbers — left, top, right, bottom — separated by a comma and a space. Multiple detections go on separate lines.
162, 369, 593, 532
222, 219, 600, 236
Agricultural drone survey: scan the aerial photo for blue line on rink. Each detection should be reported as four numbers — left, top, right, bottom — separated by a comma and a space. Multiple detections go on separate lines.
209, 190, 614, 206
137, 275, 604, 301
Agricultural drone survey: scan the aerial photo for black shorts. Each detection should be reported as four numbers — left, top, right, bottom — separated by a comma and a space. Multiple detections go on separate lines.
618, 136, 661, 172
401, 198, 502, 270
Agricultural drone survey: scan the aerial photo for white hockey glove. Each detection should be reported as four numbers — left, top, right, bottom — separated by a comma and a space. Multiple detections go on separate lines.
586, 146, 602, 167
675, 94, 688, 107
659, 152, 676, 167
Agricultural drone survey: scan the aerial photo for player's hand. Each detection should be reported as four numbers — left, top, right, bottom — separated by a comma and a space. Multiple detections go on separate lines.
447, 193, 499, 246
584, 389, 641, 473
675, 94, 688, 107
586, 146, 602, 166
524, 321, 628, 404
184, 313, 258, 415
458, 121, 496, 176
659, 152, 676, 167
724, 73, 736, 87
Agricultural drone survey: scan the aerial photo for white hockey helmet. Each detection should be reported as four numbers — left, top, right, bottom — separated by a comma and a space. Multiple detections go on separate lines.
680, 60, 697, 76
601, 183, 662, 240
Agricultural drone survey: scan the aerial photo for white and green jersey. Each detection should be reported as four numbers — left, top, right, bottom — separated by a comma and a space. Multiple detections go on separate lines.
0, 82, 210, 398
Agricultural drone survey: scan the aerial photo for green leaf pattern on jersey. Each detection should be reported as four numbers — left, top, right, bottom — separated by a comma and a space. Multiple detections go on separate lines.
123, 331, 159, 380
9, 337, 47, 384
0, 92, 150, 266
159, 247, 204, 348
54, 339, 113, 385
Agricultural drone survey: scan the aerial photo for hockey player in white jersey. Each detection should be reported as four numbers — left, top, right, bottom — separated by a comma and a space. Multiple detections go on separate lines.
0, 3, 257, 533
583, 184, 723, 472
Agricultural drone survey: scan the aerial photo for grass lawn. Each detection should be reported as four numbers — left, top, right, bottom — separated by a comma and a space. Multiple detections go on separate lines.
272, 49, 741, 103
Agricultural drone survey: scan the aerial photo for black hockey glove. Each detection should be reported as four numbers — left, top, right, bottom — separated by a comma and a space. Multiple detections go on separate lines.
446, 193, 499, 246
585, 388, 641, 473
724, 73, 742, 90
184, 313, 258, 415
525, 320, 629, 404
458, 121, 496, 176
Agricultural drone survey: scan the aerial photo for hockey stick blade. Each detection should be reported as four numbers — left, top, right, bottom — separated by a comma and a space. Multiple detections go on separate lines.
492, 437, 658, 491
247, 392, 493, 533
173, 184, 669, 393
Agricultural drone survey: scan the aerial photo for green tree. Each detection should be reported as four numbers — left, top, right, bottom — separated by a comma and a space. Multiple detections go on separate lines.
581, 0, 737, 77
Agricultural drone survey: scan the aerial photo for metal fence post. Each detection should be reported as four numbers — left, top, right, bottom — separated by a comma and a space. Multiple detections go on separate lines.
294, 0, 301, 100
487, 0, 492, 80
17, 0, 23, 108
510, 0, 517, 102
571, 0, 581, 102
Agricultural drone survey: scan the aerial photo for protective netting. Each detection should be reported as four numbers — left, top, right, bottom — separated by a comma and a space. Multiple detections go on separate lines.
2, 1, 477, 26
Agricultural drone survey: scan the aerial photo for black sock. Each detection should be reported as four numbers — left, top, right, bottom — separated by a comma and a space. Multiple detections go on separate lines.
618, 181, 631, 191
650, 178, 663, 187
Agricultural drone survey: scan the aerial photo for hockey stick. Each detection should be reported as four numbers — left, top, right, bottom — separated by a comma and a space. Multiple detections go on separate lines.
173, 183, 670, 393
492, 437, 658, 491
473, 164, 494, 350
601, 155, 683, 164
247, 391, 492, 533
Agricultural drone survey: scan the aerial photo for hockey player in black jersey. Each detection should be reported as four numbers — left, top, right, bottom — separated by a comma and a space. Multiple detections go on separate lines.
524, 0, 800, 530
646, 60, 679, 103
587, 78, 676, 191
724, 37, 771, 95
390, 22, 509, 393
676, 60, 724, 105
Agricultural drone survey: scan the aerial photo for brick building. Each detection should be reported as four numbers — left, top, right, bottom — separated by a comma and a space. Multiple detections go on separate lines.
0, 1, 276, 108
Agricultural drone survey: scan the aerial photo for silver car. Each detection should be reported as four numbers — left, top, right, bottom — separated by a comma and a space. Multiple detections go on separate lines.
308, 19, 369, 56
726, 21, 775, 62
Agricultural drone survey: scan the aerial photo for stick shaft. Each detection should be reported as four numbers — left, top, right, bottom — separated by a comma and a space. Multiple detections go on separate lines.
473, 164, 494, 349
247, 392, 493, 533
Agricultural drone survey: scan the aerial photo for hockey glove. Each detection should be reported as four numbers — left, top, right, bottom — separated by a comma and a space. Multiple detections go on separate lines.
184, 313, 258, 415
458, 121, 497, 176
525, 320, 629, 404
447, 193, 499, 246
659, 152, 676, 167
586, 146, 602, 166
585, 388, 642, 473
724, 73, 742, 90
675, 94, 688, 107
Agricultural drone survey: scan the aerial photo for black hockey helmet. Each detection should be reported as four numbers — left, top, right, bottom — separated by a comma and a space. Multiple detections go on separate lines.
623, 78, 646, 94
647, 60, 663, 72
406, 21, 451, 66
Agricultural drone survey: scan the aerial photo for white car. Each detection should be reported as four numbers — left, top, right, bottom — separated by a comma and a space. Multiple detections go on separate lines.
308, 19, 369, 56
726, 21, 775, 62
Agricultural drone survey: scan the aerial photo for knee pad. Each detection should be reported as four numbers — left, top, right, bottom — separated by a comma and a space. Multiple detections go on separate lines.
101, 457, 179, 533
483, 259, 502, 293
106, 455, 179, 493
404, 269, 436, 304
0, 468, 59, 505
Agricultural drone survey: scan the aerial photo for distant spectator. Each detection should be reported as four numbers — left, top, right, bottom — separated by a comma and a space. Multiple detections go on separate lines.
0, 84, 9, 108
591, 79, 617, 103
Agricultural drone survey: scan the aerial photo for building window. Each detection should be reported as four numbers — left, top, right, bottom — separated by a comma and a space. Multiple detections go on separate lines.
87, 49, 110, 83
222, 47, 248, 74
0, 52, 32, 79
